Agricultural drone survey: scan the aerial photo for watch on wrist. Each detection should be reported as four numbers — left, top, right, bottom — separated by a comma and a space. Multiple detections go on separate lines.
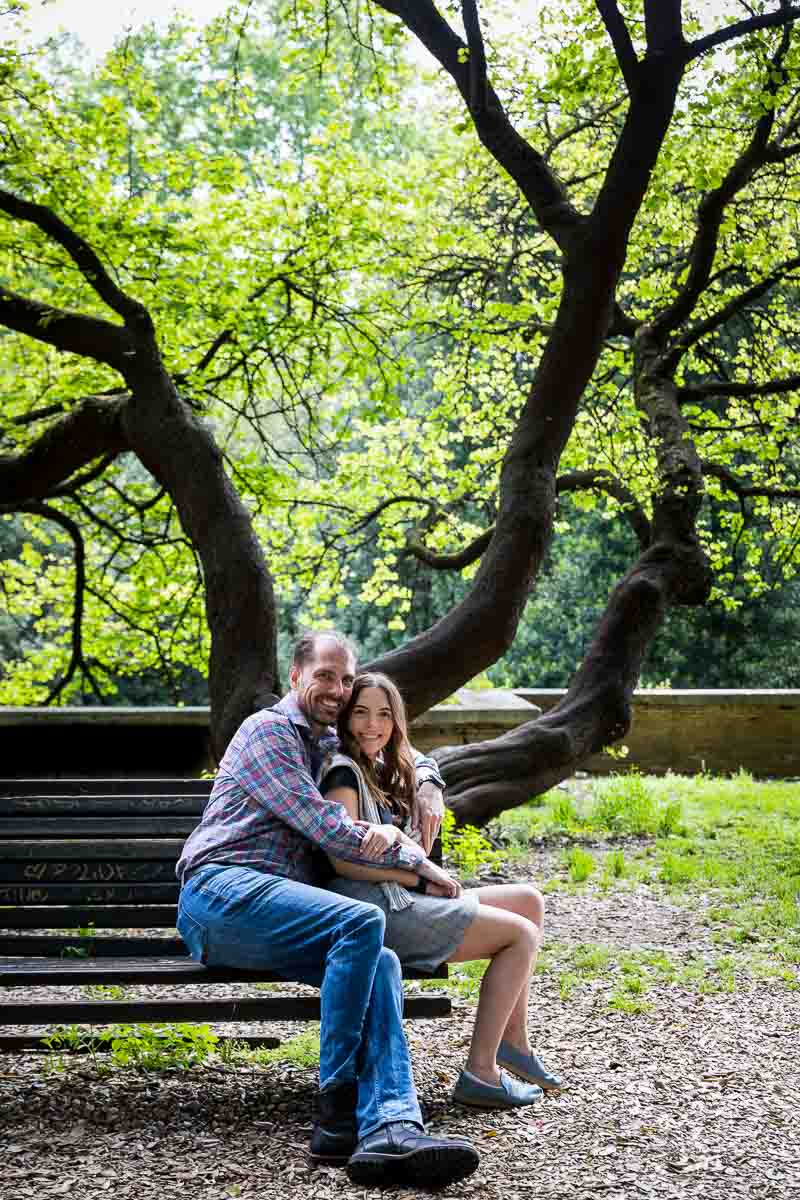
412, 877, 428, 894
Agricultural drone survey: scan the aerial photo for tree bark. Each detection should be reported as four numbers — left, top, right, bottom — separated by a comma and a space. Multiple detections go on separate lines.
117, 341, 280, 758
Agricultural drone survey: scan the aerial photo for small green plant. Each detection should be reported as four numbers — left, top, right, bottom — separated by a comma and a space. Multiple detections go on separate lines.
216, 1038, 251, 1065
657, 798, 685, 836
251, 1027, 321, 1068
550, 792, 580, 830
558, 971, 579, 1001
604, 849, 627, 879
441, 809, 503, 878
608, 992, 652, 1015
43, 1024, 106, 1072
659, 852, 699, 885
589, 772, 658, 834
572, 943, 611, 975
565, 846, 595, 882
445, 958, 489, 1001
108, 1023, 219, 1070
84, 984, 127, 1000
60, 945, 89, 958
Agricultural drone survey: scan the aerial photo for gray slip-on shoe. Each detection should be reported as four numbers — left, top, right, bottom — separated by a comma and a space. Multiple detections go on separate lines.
496, 1040, 563, 1090
453, 1068, 543, 1109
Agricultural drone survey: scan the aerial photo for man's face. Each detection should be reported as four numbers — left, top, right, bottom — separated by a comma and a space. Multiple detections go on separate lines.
289, 638, 356, 735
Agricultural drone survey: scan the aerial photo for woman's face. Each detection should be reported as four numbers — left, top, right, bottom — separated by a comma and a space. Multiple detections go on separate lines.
347, 686, 394, 760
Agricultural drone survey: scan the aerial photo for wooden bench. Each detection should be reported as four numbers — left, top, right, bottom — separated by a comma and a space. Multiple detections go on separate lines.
0, 778, 450, 1051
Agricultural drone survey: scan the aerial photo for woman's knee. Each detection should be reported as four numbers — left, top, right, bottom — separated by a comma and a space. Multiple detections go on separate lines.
516, 884, 545, 929
508, 910, 540, 957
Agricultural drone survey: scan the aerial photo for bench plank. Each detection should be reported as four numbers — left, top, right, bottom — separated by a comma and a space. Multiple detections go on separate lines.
1, 817, 199, 836
0, 796, 207, 814
0, 994, 450, 1026
0, 904, 178, 929
0, 861, 179, 883
0, 839, 183, 861
0, 883, 178, 905
0, 779, 212, 796
0, 935, 187, 956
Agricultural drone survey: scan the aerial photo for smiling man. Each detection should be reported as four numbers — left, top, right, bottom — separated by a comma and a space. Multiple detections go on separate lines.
175, 630, 479, 1189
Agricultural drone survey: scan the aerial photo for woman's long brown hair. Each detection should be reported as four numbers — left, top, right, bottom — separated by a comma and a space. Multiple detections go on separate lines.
337, 672, 416, 818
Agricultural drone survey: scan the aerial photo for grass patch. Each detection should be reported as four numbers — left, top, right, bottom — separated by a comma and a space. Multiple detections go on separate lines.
492, 772, 800, 953
565, 846, 595, 882
535, 938, 798, 1013
244, 1027, 321, 1068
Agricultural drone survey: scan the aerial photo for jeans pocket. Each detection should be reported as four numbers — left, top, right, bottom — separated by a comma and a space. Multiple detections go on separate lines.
176, 907, 209, 964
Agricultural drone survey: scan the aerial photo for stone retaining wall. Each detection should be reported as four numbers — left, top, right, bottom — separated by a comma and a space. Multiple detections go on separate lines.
0, 690, 797, 777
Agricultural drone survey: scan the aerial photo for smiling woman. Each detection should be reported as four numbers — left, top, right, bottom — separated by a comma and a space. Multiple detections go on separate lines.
318, 671, 563, 1110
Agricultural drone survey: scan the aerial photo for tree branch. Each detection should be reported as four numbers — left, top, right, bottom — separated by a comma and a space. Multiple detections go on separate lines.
679, 374, 800, 402
666, 252, 800, 367
686, 4, 800, 63
596, 0, 638, 93
405, 524, 494, 570
0, 286, 136, 373
0, 395, 128, 507
703, 460, 800, 501
461, 0, 488, 113
644, 0, 684, 56
652, 17, 793, 339
371, 0, 584, 249
556, 469, 652, 548
16, 501, 103, 704
0, 188, 151, 329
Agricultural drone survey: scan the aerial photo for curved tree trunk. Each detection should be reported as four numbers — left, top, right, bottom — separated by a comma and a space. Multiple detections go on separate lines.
120, 348, 279, 758
366, 35, 686, 717
436, 535, 711, 825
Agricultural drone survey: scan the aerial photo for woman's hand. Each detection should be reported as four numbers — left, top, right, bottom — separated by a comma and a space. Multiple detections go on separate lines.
356, 821, 400, 858
421, 881, 451, 898
418, 860, 462, 898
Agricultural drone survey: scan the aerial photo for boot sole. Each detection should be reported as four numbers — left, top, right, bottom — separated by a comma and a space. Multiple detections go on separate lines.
346, 1143, 479, 1188
309, 1152, 351, 1167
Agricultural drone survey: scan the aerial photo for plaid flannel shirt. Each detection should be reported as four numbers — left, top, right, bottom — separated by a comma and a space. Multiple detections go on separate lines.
176, 694, 442, 885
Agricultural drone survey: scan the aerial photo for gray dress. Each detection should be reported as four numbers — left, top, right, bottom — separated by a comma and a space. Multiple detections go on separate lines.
319, 755, 479, 974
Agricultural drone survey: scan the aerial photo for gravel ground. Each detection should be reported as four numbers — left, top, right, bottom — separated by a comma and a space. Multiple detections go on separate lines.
2, 882, 799, 1199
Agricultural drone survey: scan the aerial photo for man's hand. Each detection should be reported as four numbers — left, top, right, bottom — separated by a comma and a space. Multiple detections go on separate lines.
414, 782, 445, 855
416, 859, 461, 898
356, 821, 400, 858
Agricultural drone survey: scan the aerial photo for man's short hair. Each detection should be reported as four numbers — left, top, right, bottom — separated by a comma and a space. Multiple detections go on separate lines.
292, 629, 358, 670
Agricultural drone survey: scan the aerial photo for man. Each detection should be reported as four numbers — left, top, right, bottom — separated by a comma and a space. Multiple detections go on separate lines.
176, 630, 479, 1188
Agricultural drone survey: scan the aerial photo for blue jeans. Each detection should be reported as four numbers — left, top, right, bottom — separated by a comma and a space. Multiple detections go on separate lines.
177, 864, 423, 1137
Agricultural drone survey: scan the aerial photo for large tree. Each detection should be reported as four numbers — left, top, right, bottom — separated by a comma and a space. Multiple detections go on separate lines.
2, 1, 800, 821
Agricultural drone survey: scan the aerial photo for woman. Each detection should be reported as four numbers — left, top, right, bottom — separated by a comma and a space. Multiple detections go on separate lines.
319, 671, 562, 1109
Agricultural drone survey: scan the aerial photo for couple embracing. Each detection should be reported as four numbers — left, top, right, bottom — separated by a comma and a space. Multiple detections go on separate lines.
176, 630, 560, 1189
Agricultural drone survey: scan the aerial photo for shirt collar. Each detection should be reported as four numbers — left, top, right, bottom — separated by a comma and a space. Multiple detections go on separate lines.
273, 692, 337, 742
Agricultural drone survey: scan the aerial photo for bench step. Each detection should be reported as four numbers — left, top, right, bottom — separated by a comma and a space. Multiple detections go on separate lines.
1, 904, 179, 929
0, 954, 448, 986
0, 779, 213, 796
0, 994, 451, 1029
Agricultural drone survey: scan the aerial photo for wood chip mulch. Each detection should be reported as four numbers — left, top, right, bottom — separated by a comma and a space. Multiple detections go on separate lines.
2, 879, 799, 1199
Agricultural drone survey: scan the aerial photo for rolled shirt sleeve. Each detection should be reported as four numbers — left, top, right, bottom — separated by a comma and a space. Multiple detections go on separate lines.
412, 748, 445, 792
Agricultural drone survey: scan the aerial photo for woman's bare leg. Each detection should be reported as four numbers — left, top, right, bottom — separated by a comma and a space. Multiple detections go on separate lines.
467, 884, 545, 1053
446, 901, 540, 1085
